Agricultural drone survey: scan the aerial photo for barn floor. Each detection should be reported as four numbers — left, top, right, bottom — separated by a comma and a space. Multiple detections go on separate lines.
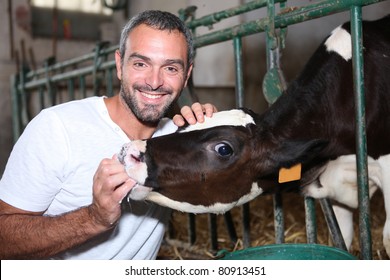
157, 191, 389, 260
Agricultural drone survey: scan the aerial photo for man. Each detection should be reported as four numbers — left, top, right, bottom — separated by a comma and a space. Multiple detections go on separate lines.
0, 10, 216, 259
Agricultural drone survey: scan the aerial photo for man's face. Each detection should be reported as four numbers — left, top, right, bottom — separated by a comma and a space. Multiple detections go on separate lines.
115, 24, 192, 123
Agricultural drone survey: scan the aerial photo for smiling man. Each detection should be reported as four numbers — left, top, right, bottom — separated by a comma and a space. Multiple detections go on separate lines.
0, 10, 216, 260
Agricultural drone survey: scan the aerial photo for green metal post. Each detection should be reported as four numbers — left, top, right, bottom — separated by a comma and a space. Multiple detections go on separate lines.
10, 74, 21, 142
273, 192, 284, 243
233, 37, 244, 107
67, 78, 75, 101
319, 199, 347, 250
79, 76, 87, 98
233, 36, 251, 248
304, 197, 317, 244
106, 68, 114, 97
188, 213, 197, 244
209, 214, 218, 251
350, 5, 372, 260
19, 68, 29, 130
39, 86, 45, 110
186, 0, 284, 29
194, 0, 384, 48
263, 0, 287, 104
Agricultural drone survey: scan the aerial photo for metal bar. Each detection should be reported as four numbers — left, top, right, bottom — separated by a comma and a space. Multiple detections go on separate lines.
209, 214, 218, 251
273, 192, 285, 243
39, 85, 45, 110
263, 0, 287, 104
266, 0, 277, 53
20, 61, 116, 90
67, 78, 75, 101
188, 213, 197, 245
93, 43, 107, 95
194, 0, 384, 48
186, 0, 283, 29
304, 197, 317, 244
10, 74, 20, 143
19, 69, 29, 129
44, 59, 55, 106
79, 76, 87, 98
223, 211, 238, 245
26, 45, 117, 79
350, 5, 372, 260
233, 37, 244, 107
233, 35, 250, 248
242, 203, 251, 248
106, 68, 114, 97
319, 198, 348, 251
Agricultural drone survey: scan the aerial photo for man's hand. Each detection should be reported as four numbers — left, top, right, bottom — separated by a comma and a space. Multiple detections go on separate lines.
173, 102, 217, 126
89, 155, 136, 228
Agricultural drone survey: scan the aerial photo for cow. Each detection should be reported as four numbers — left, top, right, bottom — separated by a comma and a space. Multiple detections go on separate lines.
118, 16, 390, 255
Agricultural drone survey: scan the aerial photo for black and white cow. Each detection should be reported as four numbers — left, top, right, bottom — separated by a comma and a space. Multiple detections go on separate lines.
118, 16, 390, 255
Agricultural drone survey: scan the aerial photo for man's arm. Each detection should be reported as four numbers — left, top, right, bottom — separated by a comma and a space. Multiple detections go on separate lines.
0, 157, 135, 259
0, 202, 104, 259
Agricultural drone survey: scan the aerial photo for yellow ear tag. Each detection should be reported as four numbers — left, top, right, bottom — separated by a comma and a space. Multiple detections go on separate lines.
278, 163, 302, 183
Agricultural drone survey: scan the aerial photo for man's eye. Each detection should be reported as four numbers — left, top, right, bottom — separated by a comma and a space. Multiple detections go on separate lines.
134, 62, 146, 68
166, 66, 178, 73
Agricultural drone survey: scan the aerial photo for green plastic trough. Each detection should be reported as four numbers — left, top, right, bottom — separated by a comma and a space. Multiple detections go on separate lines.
217, 244, 357, 260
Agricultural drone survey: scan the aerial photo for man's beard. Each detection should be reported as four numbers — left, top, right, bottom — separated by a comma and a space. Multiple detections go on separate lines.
119, 82, 175, 125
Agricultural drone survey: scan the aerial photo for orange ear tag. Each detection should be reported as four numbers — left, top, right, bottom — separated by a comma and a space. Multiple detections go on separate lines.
278, 163, 302, 183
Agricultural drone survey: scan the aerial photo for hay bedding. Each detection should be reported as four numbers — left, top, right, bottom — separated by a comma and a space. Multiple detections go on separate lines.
157, 191, 389, 260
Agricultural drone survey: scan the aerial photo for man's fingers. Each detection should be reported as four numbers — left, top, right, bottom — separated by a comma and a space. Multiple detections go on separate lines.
181, 105, 197, 125
115, 178, 137, 204
190, 102, 205, 123
172, 103, 218, 126
202, 103, 218, 117
172, 114, 186, 126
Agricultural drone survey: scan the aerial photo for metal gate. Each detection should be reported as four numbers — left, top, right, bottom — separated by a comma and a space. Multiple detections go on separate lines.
10, 0, 387, 259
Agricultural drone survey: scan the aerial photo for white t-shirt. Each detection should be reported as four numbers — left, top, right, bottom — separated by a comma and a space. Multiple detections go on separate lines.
0, 96, 178, 259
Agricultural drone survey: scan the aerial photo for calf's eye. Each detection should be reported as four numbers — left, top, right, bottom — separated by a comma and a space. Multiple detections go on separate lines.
214, 143, 233, 157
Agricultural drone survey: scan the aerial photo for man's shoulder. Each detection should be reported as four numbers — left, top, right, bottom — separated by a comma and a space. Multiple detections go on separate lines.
47, 96, 104, 113
153, 118, 178, 138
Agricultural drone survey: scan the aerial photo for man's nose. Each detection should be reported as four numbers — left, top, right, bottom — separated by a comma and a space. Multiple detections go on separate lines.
145, 68, 163, 90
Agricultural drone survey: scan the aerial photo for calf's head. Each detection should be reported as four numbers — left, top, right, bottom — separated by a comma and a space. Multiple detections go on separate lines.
118, 109, 327, 214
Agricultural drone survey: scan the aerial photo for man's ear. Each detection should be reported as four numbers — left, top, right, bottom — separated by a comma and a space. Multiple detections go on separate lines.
115, 50, 122, 81
269, 139, 328, 168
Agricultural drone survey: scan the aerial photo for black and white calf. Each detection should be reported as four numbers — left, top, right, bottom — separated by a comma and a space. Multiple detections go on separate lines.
118, 16, 390, 255
304, 154, 389, 254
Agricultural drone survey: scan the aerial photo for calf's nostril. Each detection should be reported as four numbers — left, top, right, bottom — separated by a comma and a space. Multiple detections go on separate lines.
131, 154, 140, 162
131, 152, 145, 163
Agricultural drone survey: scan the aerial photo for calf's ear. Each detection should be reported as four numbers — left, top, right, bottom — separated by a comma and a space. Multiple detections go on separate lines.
270, 139, 328, 168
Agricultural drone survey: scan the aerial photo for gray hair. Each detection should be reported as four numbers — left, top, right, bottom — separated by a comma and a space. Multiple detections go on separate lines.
119, 10, 194, 69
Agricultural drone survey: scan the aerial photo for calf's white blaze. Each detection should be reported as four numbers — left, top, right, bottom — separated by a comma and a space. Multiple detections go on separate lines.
145, 182, 263, 214
181, 109, 255, 133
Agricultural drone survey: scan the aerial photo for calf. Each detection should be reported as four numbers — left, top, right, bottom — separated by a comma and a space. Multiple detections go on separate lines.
304, 154, 385, 252
118, 16, 390, 254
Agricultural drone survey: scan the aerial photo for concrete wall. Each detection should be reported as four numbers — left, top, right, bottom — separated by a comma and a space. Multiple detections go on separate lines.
1, 0, 389, 175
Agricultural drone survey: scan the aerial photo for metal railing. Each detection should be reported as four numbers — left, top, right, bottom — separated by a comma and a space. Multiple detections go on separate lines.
10, 0, 386, 259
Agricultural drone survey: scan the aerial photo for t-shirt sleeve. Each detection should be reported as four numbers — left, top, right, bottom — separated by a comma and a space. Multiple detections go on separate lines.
152, 118, 178, 138
0, 109, 70, 212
